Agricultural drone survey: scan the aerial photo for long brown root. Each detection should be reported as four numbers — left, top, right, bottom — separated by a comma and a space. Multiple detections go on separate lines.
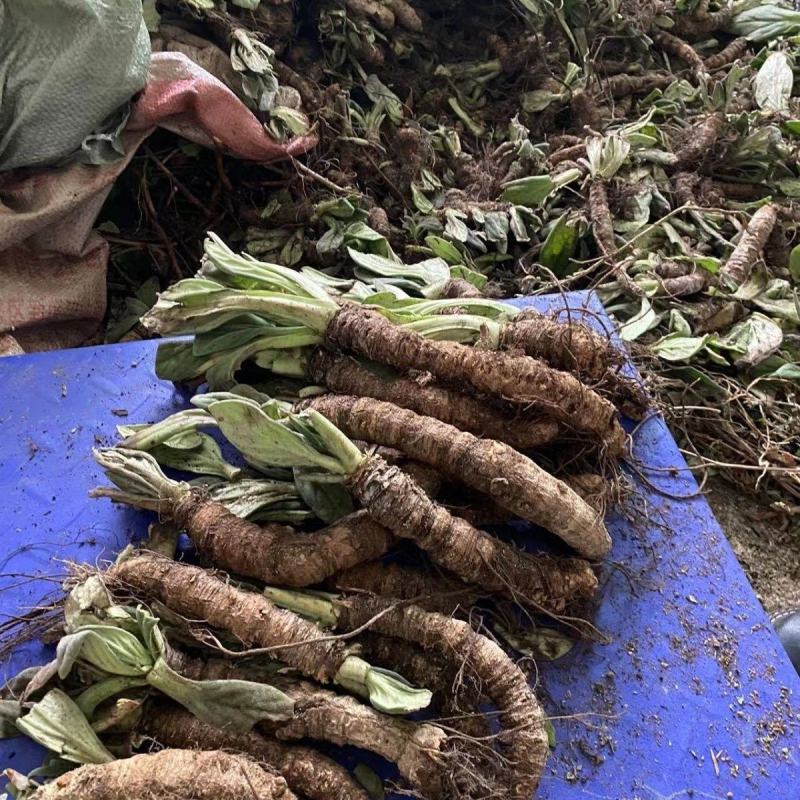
499, 311, 624, 380
142, 704, 369, 800
439, 277, 484, 298
308, 349, 559, 450
331, 561, 482, 615
672, 112, 726, 169
704, 37, 749, 70
173, 492, 395, 587
305, 394, 612, 558
652, 30, 706, 77
358, 633, 492, 739
324, 303, 623, 444
601, 72, 672, 98
717, 203, 779, 290
266, 677, 448, 798
335, 596, 550, 800
29, 749, 294, 800
110, 554, 350, 683
348, 453, 599, 614
588, 179, 616, 260
167, 651, 448, 798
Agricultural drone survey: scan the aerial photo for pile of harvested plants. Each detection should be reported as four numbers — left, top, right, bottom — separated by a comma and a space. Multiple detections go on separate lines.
15, 0, 800, 794
103, 0, 800, 515
2, 225, 636, 795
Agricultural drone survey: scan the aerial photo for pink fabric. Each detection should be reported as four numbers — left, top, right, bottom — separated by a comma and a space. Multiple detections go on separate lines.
0, 51, 315, 353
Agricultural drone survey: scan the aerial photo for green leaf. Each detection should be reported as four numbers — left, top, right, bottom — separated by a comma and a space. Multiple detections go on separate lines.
336, 657, 432, 715
755, 51, 794, 112
650, 333, 709, 362
146, 657, 294, 733
618, 298, 660, 342
425, 235, 463, 265
767, 362, 800, 379
205, 478, 302, 520
411, 184, 434, 214
0, 699, 22, 738
208, 399, 351, 474
539, 215, 579, 277
444, 210, 470, 243
501, 169, 580, 207
583, 134, 630, 179
668, 309, 692, 336
348, 248, 450, 294
354, 763, 385, 800
782, 119, 800, 135
150, 433, 243, 480
501, 175, 555, 206
789, 244, 800, 281
56, 627, 154, 679
521, 89, 561, 112
293, 468, 354, 523
16, 690, 114, 765
495, 624, 575, 661
155, 341, 210, 383
449, 264, 487, 290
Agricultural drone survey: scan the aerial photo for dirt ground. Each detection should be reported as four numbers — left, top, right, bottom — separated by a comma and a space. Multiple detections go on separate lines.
706, 477, 800, 616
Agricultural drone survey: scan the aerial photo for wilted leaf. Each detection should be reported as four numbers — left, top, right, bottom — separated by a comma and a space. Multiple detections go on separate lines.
17, 690, 114, 765
755, 51, 794, 113
720, 313, 784, 366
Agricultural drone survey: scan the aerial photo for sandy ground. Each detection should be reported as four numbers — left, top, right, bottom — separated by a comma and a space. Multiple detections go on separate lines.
706, 477, 800, 616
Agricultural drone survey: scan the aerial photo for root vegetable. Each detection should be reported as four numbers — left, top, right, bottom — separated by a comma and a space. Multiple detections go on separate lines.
438, 277, 484, 298
303, 394, 612, 559
331, 561, 481, 615
173, 492, 395, 587
602, 72, 672, 98
672, 171, 700, 205
201, 399, 599, 611
266, 678, 447, 797
308, 349, 559, 450
656, 271, 709, 297
142, 704, 370, 800
109, 554, 431, 715
272, 592, 550, 800
704, 37, 749, 70
345, 0, 395, 30
717, 203, 779, 291
169, 652, 448, 798
92, 447, 397, 587
347, 455, 599, 612
112, 554, 350, 684
385, 0, 423, 31
29, 749, 294, 800
652, 30, 707, 77
499, 310, 624, 380
672, 112, 726, 169
673, 5, 734, 37
588, 179, 616, 260
548, 142, 586, 166
324, 304, 623, 444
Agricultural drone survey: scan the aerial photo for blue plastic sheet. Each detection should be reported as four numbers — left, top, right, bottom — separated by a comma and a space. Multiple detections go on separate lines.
0, 292, 797, 798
